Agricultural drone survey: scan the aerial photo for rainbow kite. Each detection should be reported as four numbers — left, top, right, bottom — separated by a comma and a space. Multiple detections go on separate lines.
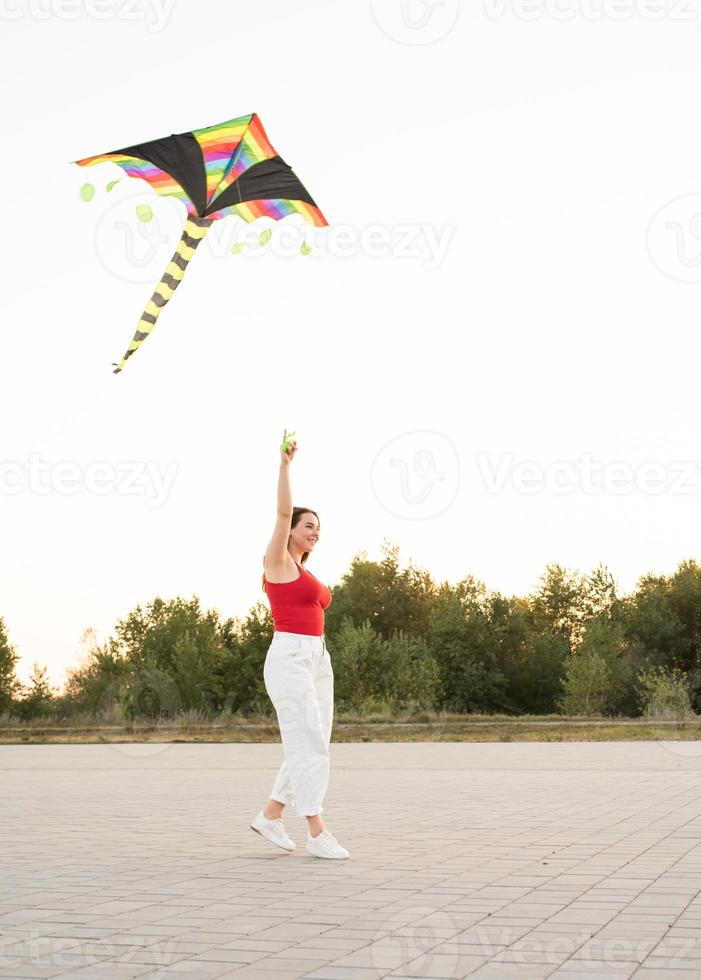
73, 113, 328, 373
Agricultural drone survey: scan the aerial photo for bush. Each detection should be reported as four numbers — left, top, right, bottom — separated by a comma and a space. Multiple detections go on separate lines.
557, 619, 633, 717
557, 652, 610, 716
637, 664, 695, 720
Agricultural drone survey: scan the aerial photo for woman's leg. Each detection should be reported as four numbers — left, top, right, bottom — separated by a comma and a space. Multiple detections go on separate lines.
305, 643, 334, 838
264, 636, 334, 825
260, 762, 291, 818
263, 636, 298, 817
263, 798, 286, 820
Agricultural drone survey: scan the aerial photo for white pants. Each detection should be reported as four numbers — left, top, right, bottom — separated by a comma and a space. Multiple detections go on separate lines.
263, 631, 334, 817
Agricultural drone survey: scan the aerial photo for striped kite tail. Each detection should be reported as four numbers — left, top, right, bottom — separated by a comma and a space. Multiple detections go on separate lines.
112, 215, 212, 374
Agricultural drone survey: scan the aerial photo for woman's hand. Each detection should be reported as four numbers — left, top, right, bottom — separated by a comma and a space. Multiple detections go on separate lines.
280, 428, 298, 465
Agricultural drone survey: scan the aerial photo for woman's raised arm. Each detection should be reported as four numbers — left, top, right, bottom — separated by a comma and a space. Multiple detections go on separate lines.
264, 430, 298, 567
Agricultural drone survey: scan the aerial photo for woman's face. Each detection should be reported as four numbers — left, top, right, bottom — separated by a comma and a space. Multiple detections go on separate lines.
290, 512, 320, 553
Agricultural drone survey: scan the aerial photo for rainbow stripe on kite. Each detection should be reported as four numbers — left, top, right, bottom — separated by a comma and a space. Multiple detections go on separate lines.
74, 112, 327, 227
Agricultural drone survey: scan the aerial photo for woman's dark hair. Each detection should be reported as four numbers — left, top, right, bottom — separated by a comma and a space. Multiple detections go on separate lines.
261, 506, 320, 592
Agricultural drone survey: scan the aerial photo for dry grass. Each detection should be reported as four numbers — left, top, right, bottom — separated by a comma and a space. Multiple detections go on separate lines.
0, 708, 700, 744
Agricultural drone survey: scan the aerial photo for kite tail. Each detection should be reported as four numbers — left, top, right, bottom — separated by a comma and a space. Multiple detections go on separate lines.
112, 215, 212, 374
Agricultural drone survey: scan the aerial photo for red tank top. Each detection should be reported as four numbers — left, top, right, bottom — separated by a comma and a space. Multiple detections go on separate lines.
263, 561, 332, 636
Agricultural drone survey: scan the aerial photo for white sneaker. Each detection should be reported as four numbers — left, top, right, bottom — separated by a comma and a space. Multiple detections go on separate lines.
250, 810, 296, 851
306, 828, 350, 859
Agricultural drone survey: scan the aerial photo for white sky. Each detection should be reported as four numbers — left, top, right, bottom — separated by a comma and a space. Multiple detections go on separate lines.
2, 0, 701, 691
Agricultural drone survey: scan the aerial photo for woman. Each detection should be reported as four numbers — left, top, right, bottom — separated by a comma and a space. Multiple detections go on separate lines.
250, 431, 350, 860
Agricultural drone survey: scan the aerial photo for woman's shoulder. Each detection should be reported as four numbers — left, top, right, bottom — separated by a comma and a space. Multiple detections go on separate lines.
264, 554, 301, 584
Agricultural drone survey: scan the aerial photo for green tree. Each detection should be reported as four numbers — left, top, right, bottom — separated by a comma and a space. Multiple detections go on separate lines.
427, 579, 509, 712
19, 553, 701, 725
623, 560, 701, 677
326, 616, 438, 715
557, 618, 631, 716
0, 617, 21, 716
16, 663, 57, 721
219, 602, 276, 715
531, 564, 586, 653
583, 618, 631, 712
112, 596, 228, 718
383, 628, 440, 711
60, 628, 132, 719
581, 563, 620, 622
488, 594, 568, 714
557, 651, 610, 716
328, 617, 388, 713
63, 597, 230, 720
325, 541, 437, 642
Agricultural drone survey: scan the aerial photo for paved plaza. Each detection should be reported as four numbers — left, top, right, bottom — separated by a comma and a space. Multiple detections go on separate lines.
1, 740, 701, 979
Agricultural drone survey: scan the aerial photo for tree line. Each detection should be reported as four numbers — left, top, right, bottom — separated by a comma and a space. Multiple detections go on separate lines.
2, 542, 700, 722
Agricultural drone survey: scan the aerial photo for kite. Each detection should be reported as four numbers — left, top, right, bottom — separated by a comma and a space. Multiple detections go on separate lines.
73, 113, 328, 373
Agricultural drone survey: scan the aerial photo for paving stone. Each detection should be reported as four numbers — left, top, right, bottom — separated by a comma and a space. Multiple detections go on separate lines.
3, 741, 701, 980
